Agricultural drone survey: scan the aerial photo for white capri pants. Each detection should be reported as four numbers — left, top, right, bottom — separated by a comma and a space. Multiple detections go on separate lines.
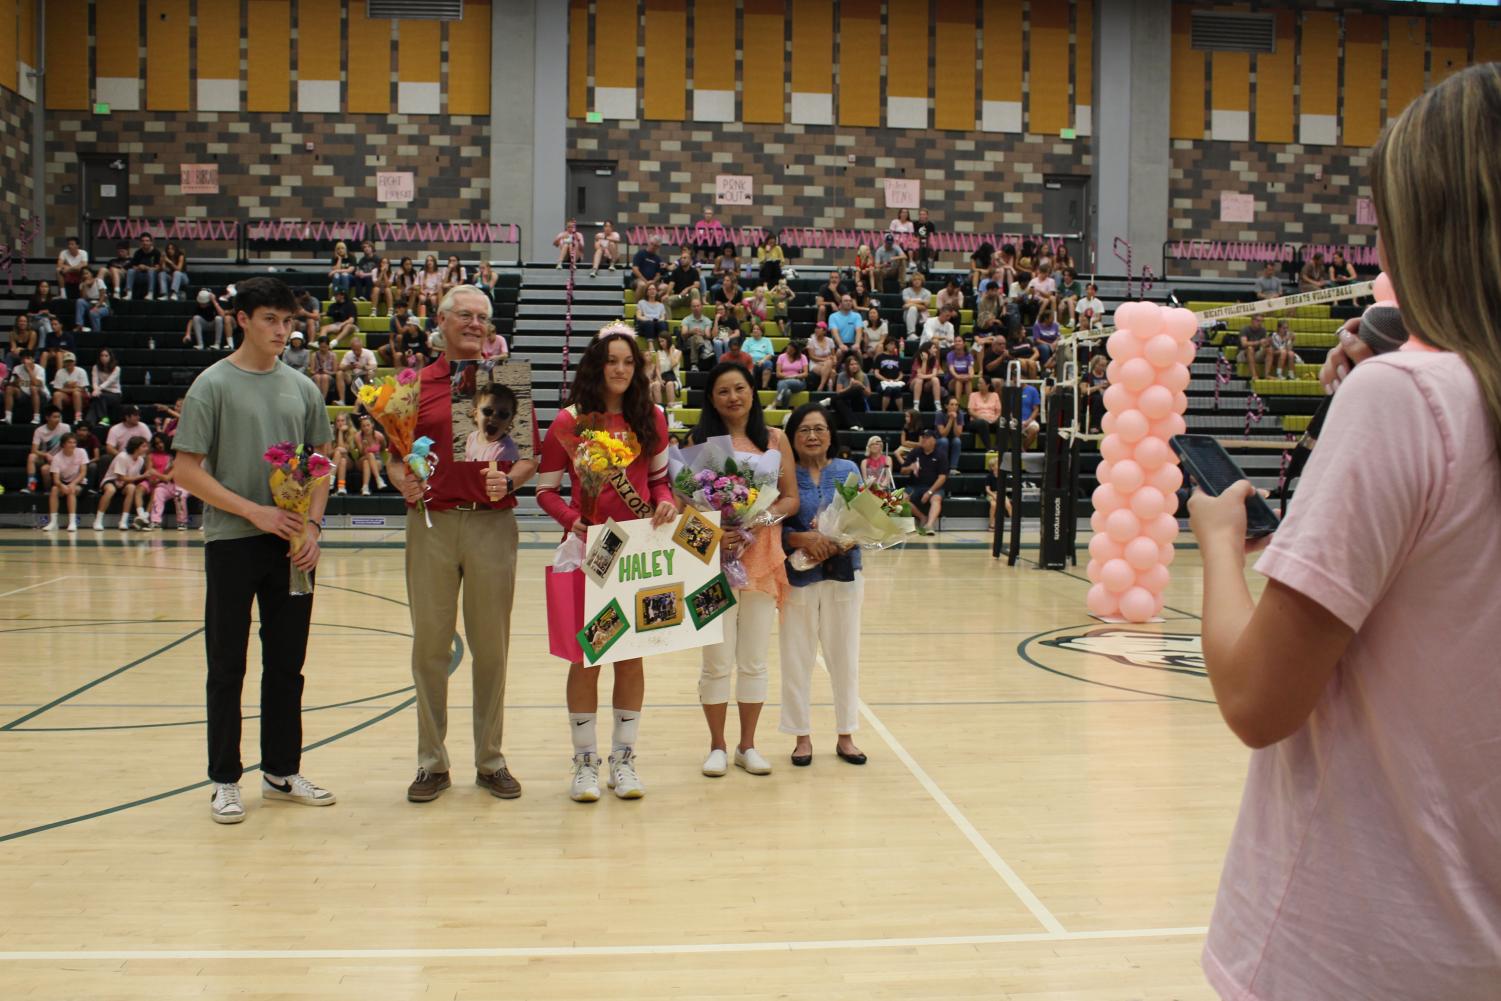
778, 574, 863, 736
698, 589, 777, 705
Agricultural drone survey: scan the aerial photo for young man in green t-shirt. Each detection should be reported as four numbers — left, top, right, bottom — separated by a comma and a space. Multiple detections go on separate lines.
173, 277, 336, 825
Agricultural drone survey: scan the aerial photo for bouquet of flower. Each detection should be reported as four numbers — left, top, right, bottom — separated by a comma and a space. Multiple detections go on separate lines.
862, 481, 918, 537
788, 472, 911, 571
264, 441, 332, 595
669, 435, 783, 588
550, 415, 641, 572
358, 367, 436, 524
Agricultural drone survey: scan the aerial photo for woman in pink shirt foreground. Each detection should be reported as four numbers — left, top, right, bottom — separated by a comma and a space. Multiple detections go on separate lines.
1189, 65, 1501, 1000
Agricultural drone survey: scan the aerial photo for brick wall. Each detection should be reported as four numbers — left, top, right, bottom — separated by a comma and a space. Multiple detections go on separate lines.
1167, 141, 1376, 279
0, 86, 33, 244
568, 120, 1092, 267
44, 111, 492, 248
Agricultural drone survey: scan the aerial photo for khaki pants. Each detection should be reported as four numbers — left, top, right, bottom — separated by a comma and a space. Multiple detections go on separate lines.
405, 506, 518, 773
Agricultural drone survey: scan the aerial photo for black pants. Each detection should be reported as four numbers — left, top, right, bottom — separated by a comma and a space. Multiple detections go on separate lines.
831, 386, 869, 428
204, 533, 314, 783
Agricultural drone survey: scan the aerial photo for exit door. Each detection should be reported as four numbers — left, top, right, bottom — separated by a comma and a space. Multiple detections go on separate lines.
1041, 175, 1091, 273
566, 161, 620, 246
80, 154, 130, 260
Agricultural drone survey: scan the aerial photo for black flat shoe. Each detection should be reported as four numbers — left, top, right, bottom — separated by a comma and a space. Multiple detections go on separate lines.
791, 751, 813, 767
836, 748, 867, 765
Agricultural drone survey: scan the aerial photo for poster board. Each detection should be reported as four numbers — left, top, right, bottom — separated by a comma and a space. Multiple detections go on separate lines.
1218, 192, 1255, 223
714, 175, 753, 206
578, 511, 729, 664
377, 171, 415, 203
883, 178, 920, 209
180, 164, 219, 194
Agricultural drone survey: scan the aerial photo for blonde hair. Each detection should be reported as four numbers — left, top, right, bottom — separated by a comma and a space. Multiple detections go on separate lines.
1372, 64, 1501, 472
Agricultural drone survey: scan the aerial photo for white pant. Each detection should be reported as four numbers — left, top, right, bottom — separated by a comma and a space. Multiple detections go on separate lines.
698, 589, 776, 704
778, 576, 863, 736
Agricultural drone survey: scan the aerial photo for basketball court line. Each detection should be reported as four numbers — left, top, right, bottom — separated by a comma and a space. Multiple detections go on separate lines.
0, 575, 67, 598
858, 699, 1068, 935
0, 926, 1210, 962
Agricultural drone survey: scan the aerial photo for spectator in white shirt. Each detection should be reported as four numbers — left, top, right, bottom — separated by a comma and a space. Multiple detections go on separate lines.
1076, 283, 1106, 332
74, 268, 110, 333
50, 352, 89, 422
95, 434, 149, 530
56, 237, 89, 299
553, 218, 585, 268
591, 221, 621, 277
4, 348, 46, 424
24, 407, 70, 491
919, 305, 957, 352
1024, 265, 1058, 327
42, 433, 88, 531
339, 334, 378, 405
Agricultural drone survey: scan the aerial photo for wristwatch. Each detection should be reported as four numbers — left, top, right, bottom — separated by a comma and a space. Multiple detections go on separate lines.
504, 473, 514, 495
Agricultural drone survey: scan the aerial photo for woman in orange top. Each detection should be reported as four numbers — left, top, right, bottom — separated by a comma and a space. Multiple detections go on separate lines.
689, 362, 800, 778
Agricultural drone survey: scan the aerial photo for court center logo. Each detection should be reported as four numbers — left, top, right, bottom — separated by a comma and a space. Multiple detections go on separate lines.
1022, 626, 1214, 702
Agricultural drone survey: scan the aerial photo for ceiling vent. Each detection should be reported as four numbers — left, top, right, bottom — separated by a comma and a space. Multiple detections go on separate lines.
367, 0, 463, 21
1190, 10, 1277, 54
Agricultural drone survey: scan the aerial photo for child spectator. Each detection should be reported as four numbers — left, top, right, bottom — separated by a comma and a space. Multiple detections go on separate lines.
355, 413, 387, 494
1076, 283, 1106, 332
553, 219, 585, 268
145, 432, 189, 530
1032, 309, 1062, 370
308, 335, 338, 402
853, 243, 876, 291
874, 335, 907, 411
861, 435, 894, 490
95, 433, 149, 530
984, 454, 1010, 531
4, 348, 45, 424
42, 433, 88, 531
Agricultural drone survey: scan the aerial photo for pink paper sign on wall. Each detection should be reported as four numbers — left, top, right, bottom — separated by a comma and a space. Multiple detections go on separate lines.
1219, 192, 1255, 223
180, 164, 219, 195
883, 178, 920, 209
377, 172, 415, 203
714, 175, 753, 206
1355, 197, 1377, 227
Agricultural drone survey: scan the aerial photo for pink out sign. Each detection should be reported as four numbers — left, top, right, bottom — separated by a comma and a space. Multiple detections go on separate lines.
180, 164, 219, 195
377, 171, 416, 203
883, 178, 920, 209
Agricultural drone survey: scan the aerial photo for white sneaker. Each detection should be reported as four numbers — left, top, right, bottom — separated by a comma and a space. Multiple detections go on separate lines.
92, 517, 103, 530
607, 748, 645, 799
210, 782, 245, 824
119, 516, 131, 530
569, 752, 602, 802
262, 773, 337, 806
31, 413, 41, 424
41, 519, 56, 532
360, 484, 370, 495
702, 748, 728, 777
67, 517, 78, 532
734, 747, 772, 775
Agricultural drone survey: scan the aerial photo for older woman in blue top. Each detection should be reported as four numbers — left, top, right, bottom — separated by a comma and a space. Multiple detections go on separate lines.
778, 403, 867, 767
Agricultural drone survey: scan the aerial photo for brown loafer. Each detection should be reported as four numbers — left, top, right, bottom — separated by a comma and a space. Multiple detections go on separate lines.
406, 768, 451, 802
476, 767, 522, 799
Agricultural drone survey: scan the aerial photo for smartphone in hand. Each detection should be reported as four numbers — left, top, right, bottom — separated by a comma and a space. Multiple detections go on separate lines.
1170, 435, 1280, 540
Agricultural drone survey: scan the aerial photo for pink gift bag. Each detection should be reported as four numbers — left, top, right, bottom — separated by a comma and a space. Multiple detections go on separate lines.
545, 566, 586, 662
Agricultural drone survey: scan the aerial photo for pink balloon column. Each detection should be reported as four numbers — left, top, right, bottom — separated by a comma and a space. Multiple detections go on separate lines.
1085, 302, 1196, 623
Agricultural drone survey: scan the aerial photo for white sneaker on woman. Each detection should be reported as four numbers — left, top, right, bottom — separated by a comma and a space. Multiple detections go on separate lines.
734, 747, 772, 775
702, 748, 728, 777
570, 752, 602, 802
607, 748, 645, 799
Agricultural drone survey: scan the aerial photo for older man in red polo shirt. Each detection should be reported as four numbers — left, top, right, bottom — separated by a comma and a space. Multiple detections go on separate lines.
387, 285, 536, 803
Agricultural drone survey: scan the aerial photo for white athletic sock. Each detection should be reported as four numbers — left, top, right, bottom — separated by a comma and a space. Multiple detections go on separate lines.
569, 713, 597, 756
612, 708, 640, 754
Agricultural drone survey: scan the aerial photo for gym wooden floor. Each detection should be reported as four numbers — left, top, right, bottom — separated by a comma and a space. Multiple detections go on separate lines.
0, 528, 1255, 1001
